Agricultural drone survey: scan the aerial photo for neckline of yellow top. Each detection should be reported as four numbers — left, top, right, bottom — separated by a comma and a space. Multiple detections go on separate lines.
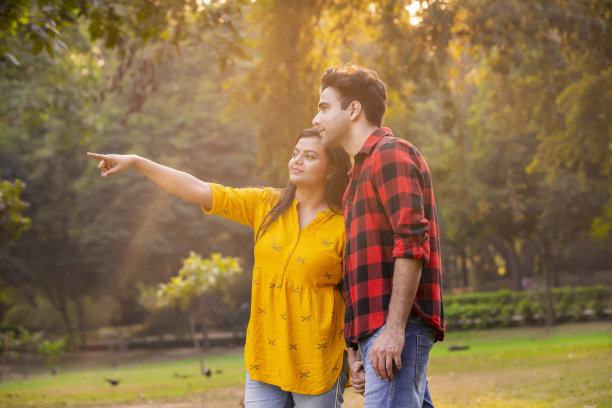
291, 199, 337, 232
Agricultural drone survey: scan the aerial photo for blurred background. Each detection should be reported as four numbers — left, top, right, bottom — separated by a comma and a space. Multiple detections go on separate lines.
0, 0, 610, 353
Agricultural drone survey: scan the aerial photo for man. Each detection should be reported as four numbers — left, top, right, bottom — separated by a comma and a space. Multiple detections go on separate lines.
312, 65, 444, 407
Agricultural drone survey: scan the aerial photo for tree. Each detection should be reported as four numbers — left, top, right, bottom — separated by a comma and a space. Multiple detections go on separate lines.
1, 0, 610, 338
155, 252, 241, 374
0, 4, 255, 341
1, 0, 247, 113
0, 174, 32, 325
0, 175, 31, 246
36, 337, 66, 375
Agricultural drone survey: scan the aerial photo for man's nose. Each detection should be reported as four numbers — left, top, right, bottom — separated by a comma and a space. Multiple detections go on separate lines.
312, 112, 320, 126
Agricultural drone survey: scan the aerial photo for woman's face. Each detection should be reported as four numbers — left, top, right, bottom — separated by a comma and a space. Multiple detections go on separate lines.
288, 136, 333, 188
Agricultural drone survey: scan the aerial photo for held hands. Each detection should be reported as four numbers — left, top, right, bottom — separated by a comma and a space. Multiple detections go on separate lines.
347, 348, 365, 395
369, 326, 405, 380
87, 152, 135, 177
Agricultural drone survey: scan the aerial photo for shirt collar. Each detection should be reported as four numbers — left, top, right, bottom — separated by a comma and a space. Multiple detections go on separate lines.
347, 127, 393, 178
356, 127, 393, 158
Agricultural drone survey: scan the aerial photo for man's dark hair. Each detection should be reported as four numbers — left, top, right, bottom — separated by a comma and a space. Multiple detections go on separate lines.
320, 65, 387, 127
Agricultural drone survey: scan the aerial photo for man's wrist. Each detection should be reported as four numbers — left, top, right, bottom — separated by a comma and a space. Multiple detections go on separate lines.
384, 321, 407, 335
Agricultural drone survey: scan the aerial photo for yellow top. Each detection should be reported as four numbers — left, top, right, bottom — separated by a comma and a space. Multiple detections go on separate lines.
203, 183, 346, 394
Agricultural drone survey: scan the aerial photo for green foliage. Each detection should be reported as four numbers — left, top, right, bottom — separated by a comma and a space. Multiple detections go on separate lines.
0, 175, 31, 246
36, 337, 66, 375
0, 327, 43, 358
156, 252, 242, 311
1, 0, 610, 339
0, 0, 245, 62
445, 286, 612, 330
0, 327, 44, 380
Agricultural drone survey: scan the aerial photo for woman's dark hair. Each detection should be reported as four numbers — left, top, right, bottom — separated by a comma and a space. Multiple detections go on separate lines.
255, 127, 351, 241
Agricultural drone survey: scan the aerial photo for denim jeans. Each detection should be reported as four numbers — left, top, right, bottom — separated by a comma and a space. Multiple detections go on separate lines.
358, 317, 436, 408
244, 355, 349, 408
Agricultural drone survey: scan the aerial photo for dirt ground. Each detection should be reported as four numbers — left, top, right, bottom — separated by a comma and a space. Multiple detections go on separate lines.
87, 391, 365, 408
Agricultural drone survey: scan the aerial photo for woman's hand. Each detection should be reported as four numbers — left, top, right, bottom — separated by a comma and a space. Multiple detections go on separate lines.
87, 152, 136, 177
86, 152, 212, 206
348, 347, 365, 395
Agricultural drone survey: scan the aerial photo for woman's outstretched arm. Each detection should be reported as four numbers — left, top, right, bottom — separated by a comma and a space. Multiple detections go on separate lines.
86, 152, 213, 209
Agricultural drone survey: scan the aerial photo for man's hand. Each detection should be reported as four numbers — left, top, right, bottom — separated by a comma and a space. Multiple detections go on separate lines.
369, 326, 404, 380
348, 348, 365, 395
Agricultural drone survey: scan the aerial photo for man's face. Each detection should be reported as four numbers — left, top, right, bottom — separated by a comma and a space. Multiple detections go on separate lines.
312, 87, 351, 149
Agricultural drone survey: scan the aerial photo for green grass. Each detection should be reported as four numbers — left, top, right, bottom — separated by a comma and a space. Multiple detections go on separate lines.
0, 350, 246, 407
0, 322, 610, 408
427, 322, 612, 408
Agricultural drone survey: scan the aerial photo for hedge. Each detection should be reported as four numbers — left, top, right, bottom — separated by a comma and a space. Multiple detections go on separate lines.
443, 285, 611, 330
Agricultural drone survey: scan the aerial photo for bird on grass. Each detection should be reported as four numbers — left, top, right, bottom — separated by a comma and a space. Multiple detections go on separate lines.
173, 372, 190, 379
448, 345, 470, 351
105, 378, 120, 386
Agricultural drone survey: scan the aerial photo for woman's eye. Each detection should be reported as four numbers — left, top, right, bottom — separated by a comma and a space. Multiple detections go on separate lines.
306, 155, 315, 159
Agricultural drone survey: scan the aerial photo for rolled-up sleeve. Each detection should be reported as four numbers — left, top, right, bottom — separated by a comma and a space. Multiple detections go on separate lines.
371, 143, 431, 263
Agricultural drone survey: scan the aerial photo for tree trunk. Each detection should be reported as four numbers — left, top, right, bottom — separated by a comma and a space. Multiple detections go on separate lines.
188, 314, 210, 377
460, 251, 469, 287
504, 241, 523, 292
541, 240, 556, 328
522, 243, 536, 280
44, 287, 73, 333
188, 315, 203, 351
200, 314, 210, 349
493, 239, 522, 291
75, 296, 87, 348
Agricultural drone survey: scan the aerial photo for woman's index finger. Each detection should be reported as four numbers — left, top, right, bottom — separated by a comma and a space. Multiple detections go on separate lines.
87, 152, 106, 160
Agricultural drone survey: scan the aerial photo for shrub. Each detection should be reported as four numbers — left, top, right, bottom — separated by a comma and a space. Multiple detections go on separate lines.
443, 285, 610, 330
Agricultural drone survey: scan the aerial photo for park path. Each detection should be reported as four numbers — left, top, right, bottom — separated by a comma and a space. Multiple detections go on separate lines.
95, 391, 365, 408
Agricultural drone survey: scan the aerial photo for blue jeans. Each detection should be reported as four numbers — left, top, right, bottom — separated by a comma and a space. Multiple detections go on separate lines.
358, 317, 436, 408
244, 356, 349, 408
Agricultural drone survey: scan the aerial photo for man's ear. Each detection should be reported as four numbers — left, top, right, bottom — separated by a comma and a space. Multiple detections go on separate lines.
349, 101, 362, 121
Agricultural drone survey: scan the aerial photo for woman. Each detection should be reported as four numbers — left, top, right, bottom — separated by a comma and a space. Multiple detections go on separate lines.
87, 127, 352, 407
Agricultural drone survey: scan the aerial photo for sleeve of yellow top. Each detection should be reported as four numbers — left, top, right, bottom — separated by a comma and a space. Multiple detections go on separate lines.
201, 183, 267, 228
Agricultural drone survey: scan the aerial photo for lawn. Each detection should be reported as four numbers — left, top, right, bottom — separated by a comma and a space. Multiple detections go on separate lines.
0, 322, 610, 408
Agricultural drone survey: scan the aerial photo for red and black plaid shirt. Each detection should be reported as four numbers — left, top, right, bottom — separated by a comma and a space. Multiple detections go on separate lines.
342, 128, 444, 346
